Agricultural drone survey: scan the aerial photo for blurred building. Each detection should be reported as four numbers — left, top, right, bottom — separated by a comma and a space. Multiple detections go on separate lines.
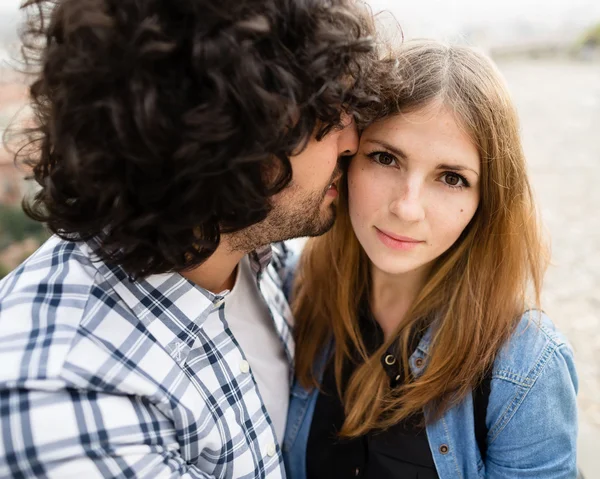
0, 69, 29, 206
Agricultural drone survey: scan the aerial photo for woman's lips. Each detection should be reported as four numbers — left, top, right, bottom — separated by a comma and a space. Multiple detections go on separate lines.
375, 227, 424, 251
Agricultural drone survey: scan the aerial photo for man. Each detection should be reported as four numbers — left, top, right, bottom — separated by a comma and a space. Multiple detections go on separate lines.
0, 0, 379, 477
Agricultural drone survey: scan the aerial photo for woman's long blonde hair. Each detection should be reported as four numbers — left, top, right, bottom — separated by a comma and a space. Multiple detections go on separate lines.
292, 40, 548, 437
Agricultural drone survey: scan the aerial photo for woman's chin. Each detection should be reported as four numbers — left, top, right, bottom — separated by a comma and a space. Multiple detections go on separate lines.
366, 253, 426, 277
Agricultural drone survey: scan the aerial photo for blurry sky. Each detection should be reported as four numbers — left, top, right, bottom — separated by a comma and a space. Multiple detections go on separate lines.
1, 0, 600, 53
368, 0, 600, 33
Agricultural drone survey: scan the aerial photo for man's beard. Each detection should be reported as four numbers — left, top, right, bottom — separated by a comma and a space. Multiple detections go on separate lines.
226, 179, 338, 253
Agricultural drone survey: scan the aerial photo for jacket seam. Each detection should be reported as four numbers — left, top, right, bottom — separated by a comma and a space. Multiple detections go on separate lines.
488, 340, 559, 443
441, 415, 463, 479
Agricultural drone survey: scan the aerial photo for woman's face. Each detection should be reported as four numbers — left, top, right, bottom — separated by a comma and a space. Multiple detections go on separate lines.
348, 104, 481, 277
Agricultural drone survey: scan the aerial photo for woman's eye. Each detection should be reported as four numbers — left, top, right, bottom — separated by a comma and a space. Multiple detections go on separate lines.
369, 152, 396, 166
442, 172, 468, 188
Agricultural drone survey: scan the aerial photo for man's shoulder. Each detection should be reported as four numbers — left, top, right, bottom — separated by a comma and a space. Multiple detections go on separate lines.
0, 236, 110, 386
0, 235, 99, 308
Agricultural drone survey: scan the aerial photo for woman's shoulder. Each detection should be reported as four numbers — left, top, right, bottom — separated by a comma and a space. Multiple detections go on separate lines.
492, 310, 575, 389
485, 311, 578, 470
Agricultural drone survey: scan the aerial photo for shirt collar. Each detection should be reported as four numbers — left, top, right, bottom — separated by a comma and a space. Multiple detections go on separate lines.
415, 326, 433, 355
81, 238, 298, 376
248, 244, 273, 276
82, 239, 274, 358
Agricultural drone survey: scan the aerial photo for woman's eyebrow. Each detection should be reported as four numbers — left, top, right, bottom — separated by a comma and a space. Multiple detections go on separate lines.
437, 163, 480, 177
362, 138, 409, 160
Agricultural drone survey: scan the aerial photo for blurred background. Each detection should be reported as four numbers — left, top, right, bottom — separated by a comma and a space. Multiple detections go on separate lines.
1, 0, 599, 475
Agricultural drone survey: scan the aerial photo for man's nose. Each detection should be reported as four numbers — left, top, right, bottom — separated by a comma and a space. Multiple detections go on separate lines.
338, 113, 359, 157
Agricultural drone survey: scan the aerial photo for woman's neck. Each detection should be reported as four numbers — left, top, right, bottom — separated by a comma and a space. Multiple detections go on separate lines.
369, 263, 430, 341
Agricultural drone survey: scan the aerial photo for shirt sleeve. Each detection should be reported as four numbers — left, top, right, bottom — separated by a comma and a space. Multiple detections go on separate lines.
485, 343, 579, 479
0, 387, 215, 479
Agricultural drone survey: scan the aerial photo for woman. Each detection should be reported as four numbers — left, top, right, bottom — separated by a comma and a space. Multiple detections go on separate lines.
283, 40, 578, 479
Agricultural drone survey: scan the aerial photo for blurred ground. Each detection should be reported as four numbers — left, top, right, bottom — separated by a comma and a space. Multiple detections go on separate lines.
498, 58, 600, 477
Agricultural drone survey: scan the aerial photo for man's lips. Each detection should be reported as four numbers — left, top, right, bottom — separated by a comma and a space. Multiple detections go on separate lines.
326, 183, 338, 197
325, 174, 342, 196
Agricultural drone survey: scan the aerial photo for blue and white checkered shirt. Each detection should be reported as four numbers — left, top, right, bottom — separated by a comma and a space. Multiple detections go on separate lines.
0, 236, 295, 478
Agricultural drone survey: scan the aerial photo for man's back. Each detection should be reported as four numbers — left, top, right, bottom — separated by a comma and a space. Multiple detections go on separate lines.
0, 236, 293, 478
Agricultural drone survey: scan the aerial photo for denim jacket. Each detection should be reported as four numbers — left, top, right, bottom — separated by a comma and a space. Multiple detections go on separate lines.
282, 308, 579, 479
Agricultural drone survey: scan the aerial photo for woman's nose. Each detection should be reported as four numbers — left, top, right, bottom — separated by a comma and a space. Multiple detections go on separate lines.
388, 180, 426, 223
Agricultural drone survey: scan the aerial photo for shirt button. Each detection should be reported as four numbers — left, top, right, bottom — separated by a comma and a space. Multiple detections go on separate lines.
439, 444, 450, 454
266, 443, 276, 457
415, 357, 424, 368
239, 360, 250, 374
384, 354, 396, 365
214, 297, 225, 308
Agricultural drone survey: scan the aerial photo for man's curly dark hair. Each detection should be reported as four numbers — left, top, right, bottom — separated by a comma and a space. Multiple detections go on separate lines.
16, 0, 380, 277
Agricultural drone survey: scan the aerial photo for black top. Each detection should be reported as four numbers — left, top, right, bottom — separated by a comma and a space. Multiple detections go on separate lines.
306, 308, 439, 479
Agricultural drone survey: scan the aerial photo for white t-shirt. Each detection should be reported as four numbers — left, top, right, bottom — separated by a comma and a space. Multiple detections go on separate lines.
224, 255, 289, 443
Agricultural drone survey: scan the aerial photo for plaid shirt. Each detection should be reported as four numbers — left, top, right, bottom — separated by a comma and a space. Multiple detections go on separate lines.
0, 236, 295, 479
